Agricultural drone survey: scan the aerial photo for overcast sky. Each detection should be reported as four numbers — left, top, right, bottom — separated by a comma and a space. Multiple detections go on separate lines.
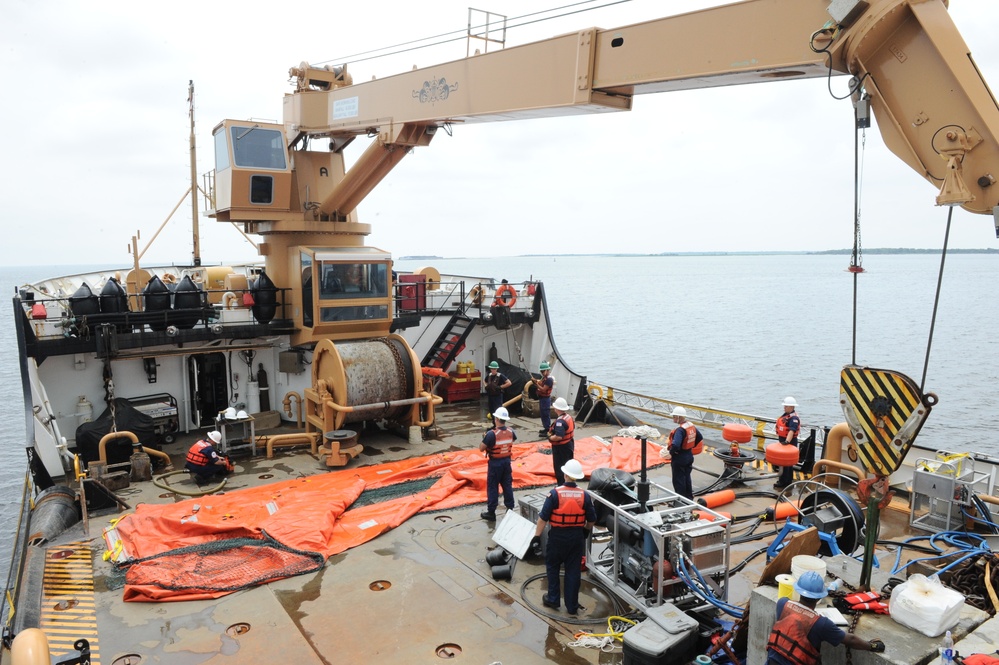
3, 0, 998, 268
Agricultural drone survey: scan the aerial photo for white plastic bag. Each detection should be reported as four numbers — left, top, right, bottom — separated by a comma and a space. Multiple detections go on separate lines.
889, 573, 965, 637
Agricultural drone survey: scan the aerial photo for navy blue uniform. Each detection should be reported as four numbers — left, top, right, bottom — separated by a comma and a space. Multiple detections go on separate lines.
538, 483, 596, 614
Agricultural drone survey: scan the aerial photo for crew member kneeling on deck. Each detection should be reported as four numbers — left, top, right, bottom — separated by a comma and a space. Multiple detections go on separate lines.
535, 459, 596, 616
186, 431, 232, 482
766, 571, 884, 665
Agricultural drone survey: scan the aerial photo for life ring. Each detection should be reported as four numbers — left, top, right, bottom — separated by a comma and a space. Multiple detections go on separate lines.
162, 273, 176, 285
493, 283, 517, 308
469, 285, 485, 306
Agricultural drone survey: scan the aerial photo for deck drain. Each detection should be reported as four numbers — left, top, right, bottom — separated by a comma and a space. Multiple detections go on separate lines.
369, 580, 392, 591
435, 643, 463, 658
158, 493, 174, 499
111, 655, 142, 665
226, 623, 251, 637
54, 599, 78, 611
259, 474, 274, 479
434, 515, 452, 523
49, 549, 75, 560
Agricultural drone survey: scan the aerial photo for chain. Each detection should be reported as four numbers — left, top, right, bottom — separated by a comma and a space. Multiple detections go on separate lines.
103, 358, 117, 433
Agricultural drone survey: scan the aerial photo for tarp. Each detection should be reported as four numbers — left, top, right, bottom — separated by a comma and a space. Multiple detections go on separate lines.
115, 436, 665, 601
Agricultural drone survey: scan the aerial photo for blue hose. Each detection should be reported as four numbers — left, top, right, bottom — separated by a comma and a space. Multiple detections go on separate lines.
676, 554, 745, 618
889, 530, 991, 576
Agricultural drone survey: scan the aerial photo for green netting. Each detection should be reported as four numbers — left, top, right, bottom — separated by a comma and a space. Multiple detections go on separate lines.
122, 531, 325, 594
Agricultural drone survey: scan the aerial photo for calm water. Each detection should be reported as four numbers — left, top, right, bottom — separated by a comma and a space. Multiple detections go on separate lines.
2, 254, 997, 566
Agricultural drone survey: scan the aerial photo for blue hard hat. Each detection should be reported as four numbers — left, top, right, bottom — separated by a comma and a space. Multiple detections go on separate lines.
793, 571, 828, 599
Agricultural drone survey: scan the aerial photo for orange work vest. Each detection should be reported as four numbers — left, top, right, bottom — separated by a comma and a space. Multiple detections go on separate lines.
551, 414, 575, 445
186, 440, 215, 466
489, 427, 514, 459
549, 486, 587, 527
671, 421, 703, 455
767, 601, 822, 665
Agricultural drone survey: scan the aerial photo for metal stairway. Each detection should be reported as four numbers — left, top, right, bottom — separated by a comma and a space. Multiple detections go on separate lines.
421, 313, 476, 371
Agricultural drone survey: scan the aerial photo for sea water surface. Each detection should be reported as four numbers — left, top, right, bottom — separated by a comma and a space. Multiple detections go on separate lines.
1, 254, 997, 567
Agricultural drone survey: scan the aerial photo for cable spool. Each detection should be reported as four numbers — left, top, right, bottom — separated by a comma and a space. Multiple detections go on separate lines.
312, 335, 422, 430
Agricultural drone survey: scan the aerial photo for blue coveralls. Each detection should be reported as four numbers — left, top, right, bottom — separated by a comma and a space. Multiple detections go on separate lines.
482, 425, 516, 513
539, 483, 597, 614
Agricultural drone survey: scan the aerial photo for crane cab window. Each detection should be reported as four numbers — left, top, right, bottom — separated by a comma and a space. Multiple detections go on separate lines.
230, 126, 287, 170
297, 247, 393, 332
319, 263, 388, 299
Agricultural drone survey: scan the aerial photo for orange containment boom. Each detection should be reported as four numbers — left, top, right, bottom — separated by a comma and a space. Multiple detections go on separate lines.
696, 489, 736, 509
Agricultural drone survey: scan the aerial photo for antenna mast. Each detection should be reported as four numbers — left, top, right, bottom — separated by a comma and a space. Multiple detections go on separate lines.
188, 80, 201, 267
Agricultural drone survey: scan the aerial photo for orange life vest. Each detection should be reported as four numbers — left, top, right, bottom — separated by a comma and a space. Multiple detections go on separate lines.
489, 427, 514, 459
767, 601, 822, 665
671, 421, 703, 455
549, 486, 587, 527
186, 440, 215, 467
535, 375, 553, 398
776, 411, 799, 440
551, 414, 575, 445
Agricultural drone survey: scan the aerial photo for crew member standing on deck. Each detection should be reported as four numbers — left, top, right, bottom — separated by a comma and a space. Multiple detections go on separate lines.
766, 571, 885, 665
185, 431, 232, 483
548, 397, 576, 485
479, 407, 517, 522
774, 396, 801, 490
483, 361, 511, 417
533, 361, 555, 437
666, 407, 702, 500
535, 459, 596, 616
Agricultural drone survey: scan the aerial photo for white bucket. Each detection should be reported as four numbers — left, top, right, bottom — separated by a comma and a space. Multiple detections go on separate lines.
791, 555, 827, 581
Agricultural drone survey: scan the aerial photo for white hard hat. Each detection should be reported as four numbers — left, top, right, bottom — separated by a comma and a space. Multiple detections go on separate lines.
236, 410, 249, 419
224, 407, 237, 420
208, 430, 222, 444
672, 406, 687, 418
552, 397, 570, 411
561, 459, 585, 480
493, 407, 510, 421
783, 396, 798, 407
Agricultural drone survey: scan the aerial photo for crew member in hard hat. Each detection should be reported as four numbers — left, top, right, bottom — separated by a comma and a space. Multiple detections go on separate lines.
766, 570, 885, 665
666, 407, 702, 500
533, 362, 555, 437
483, 361, 512, 417
479, 407, 517, 522
774, 397, 801, 490
185, 431, 233, 483
534, 458, 596, 616
547, 397, 576, 485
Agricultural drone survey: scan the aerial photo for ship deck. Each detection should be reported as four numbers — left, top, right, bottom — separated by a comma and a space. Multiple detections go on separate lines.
22, 400, 929, 665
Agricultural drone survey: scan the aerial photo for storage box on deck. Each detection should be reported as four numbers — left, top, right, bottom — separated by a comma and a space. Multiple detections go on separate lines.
623, 602, 699, 665
440, 370, 481, 403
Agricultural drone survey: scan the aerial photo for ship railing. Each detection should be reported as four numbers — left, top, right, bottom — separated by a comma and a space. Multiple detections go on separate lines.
17, 287, 293, 342
584, 383, 831, 452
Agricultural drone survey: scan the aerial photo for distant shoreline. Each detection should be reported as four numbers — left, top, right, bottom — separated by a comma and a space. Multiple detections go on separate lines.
399, 248, 998, 260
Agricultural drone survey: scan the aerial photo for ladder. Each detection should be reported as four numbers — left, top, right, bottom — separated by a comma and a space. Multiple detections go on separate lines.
421, 313, 476, 372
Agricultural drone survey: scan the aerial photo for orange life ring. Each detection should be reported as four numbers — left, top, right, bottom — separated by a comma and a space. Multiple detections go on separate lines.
765, 443, 800, 467
493, 283, 517, 308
